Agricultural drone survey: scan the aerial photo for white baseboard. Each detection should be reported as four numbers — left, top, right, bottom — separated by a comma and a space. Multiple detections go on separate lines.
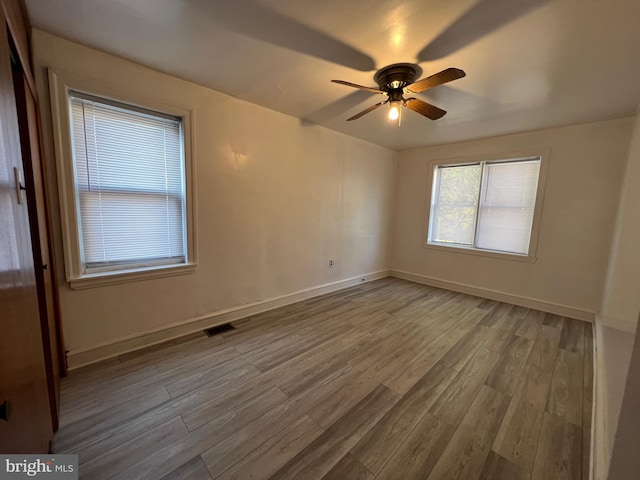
592, 319, 603, 480
390, 269, 595, 322
67, 269, 390, 369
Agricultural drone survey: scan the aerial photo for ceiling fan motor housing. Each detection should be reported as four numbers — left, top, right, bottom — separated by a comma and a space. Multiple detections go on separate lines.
374, 63, 422, 92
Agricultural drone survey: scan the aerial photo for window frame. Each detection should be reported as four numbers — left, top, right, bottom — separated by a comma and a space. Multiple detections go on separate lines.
422, 150, 549, 263
49, 69, 197, 289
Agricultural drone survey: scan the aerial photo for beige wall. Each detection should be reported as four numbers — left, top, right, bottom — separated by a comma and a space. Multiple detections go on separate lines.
390, 119, 634, 317
596, 114, 640, 479
32, 30, 397, 359
601, 114, 640, 333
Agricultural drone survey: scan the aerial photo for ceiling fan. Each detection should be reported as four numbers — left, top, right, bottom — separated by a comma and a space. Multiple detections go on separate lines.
331, 63, 466, 124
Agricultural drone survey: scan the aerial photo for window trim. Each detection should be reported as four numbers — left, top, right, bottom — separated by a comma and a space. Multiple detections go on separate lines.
422, 149, 550, 263
48, 69, 197, 289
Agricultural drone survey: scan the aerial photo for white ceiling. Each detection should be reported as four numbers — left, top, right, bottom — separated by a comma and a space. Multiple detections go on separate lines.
25, 0, 640, 150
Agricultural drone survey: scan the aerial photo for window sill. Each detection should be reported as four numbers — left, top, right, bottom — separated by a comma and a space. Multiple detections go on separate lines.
67, 263, 196, 290
422, 242, 537, 263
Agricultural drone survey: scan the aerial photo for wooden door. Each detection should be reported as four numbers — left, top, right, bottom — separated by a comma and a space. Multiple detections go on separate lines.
13, 55, 63, 432
0, 12, 53, 452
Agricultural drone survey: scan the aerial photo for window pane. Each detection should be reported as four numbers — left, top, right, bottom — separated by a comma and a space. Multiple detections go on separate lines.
429, 164, 481, 246
69, 93, 186, 271
475, 160, 540, 254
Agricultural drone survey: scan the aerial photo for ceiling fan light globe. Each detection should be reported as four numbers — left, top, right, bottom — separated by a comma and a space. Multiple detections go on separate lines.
388, 101, 402, 125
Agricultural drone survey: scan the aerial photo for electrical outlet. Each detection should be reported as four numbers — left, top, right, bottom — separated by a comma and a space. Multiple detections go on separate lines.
329, 259, 334, 268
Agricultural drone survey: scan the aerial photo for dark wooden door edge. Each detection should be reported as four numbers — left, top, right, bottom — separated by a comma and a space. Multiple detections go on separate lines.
11, 49, 60, 432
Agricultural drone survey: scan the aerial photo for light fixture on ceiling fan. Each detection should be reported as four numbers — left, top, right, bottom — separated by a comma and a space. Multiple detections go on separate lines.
331, 63, 466, 125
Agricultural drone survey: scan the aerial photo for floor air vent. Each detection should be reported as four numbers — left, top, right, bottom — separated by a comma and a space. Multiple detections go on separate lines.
204, 323, 235, 337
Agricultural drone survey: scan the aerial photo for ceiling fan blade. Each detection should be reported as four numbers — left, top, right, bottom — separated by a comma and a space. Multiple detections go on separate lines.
404, 68, 466, 93
332, 80, 385, 95
346, 101, 387, 121
404, 98, 446, 120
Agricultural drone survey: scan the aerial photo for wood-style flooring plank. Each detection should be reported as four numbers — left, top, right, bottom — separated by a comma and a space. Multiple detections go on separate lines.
160, 456, 213, 480
427, 385, 510, 480
347, 326, 415, 369
165, 354, 254, 398
479, 451, 530, 480
417, 302, 486, 341
262, 330, 378, 392
526, 325, 562, 373
492, 364, 556, 472
80, 416, 189, 479
201, 365, 360, 476
492, 326, 561, 471
133, 335, 223, 372
482, 315, 525, 354
248, 321, 353, 373
202, 405, 314, 477
542, 313, 565, 329
516, 310, 545, 340
375, 412, 455, 480
55, 386, 172, 452
267, 385, 400, 480
485, 335, 534, 396
114, 386, 287, 480
477, 298, 499, 311
306, 368, 385, 430
154, 343, 241, 377
74, 364, 263, 461
351, 364, 457, 474
213, 415, 324, 480
428, 348, 500, 427
179, 370, 276, 431
309, 341, 417, 429
276, 356, 351, 398
382, 318, 474, 395
479, 303, 513, 327
438, 324, 492, 371
560, 318, 586, 354
60, 362, 161, 410
320, 454, 372, 480
531, 413, 582, 480
510, 305, 531, 320
546, 349, 583, 426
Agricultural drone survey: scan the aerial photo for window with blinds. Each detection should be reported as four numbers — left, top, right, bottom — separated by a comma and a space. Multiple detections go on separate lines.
428, 157, 541, 255
69, 92, 187, 273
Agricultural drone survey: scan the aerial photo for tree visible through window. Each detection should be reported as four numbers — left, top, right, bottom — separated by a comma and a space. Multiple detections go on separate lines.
428, 157, 541, 255
430, 164, 481, 246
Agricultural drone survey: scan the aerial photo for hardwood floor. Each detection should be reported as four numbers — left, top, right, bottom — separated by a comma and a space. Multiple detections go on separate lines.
54, 278, 593, 480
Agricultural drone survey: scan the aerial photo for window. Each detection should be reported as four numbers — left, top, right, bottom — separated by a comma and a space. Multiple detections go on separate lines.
49, 71, 196, 288
428, 157, 542, 256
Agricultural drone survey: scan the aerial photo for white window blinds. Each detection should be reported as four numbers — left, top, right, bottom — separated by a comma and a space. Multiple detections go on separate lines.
428, 157, 541, 255
476, 160, 540, 254
69, 92, 186, 272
